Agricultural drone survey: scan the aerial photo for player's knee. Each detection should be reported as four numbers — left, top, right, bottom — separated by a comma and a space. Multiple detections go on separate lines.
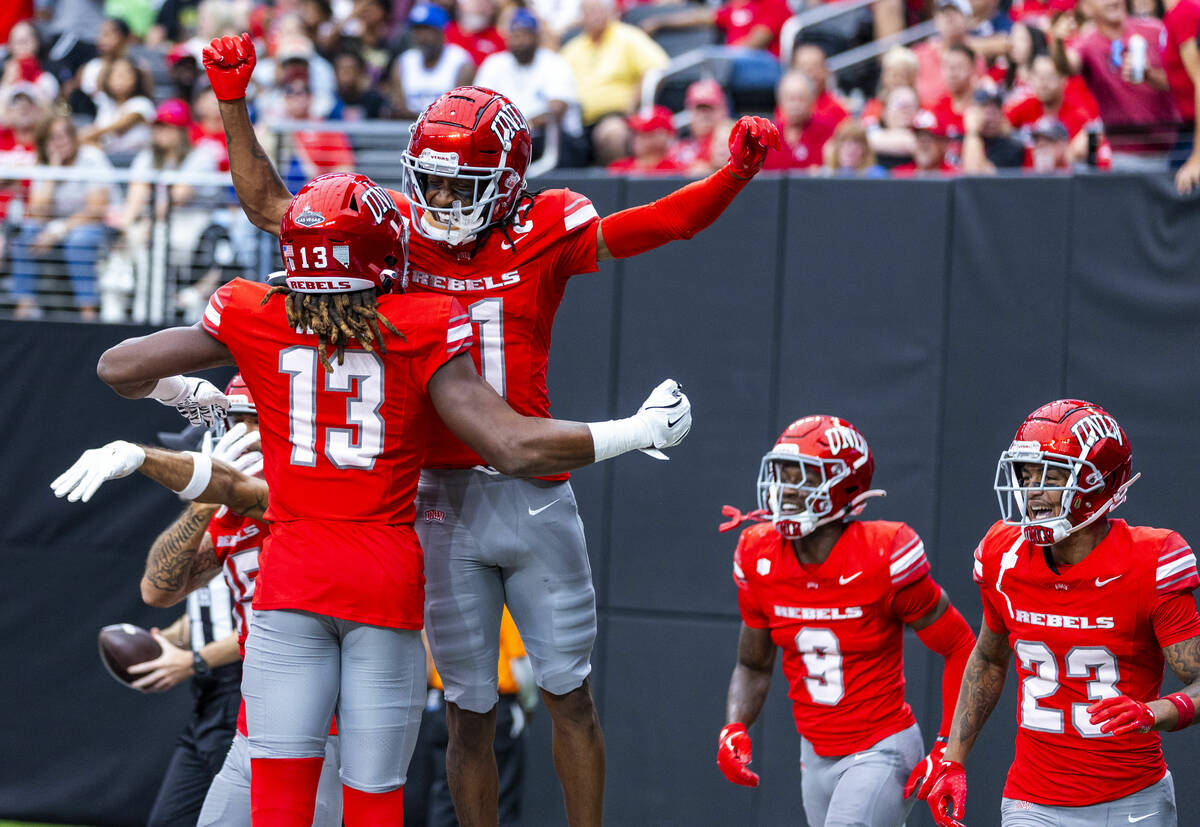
446, 701, 498, 748
541, 678, 599, 727
247, 733, 328, 760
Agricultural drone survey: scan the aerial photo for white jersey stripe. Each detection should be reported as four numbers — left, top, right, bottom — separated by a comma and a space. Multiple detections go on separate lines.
447, 323, 472, 343
1158, 545, 1193, 563
1157, 553, 1197, 582
890, 536, 921, 560
973, 559, 984, 579
564, 203, 598, 232
203, 303, 222, 330
890, 543, 926, 577
1159, 571, 1198, 592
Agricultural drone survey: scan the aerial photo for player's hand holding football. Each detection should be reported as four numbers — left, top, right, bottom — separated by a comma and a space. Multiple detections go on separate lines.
904, 739, 946, 799
202, 33, 256, 101
634, 379, 691, 457
923, 759, 967, 827
150, 375, 230, 428
727, 116, 781, 179
716, 722, 760, 787
127, 629, 195, 693
202, 421, 263, 477
1087, 694, 1156, 735
51, 440, 146, 503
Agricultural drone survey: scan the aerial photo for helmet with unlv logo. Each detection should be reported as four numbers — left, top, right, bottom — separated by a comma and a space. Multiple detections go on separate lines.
224, 373, 256, 416
994, 399, 1137, 546
757, 415, 885, 539
279, 172, 408, 294
401, 86, 532, 246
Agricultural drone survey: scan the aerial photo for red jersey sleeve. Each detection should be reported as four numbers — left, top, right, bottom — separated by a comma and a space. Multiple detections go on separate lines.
733, 529, 769, 629
888, 523, 930, 589
889, 573, 942, 624
417, 297, 476, 389
974, 541, 1010, 634
201, 280, 237, 342
552, 189, 600, 279
1153, 532, 1200, 647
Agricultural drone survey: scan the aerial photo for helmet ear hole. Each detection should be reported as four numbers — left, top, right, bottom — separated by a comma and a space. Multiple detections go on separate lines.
350, 194, 359, 211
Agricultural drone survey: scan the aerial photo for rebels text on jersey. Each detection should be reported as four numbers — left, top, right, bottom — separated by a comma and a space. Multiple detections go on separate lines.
974, 519, 1200, 806
733, 520, 941, 756
201, 278, 474, 628
391, 188, 600, 474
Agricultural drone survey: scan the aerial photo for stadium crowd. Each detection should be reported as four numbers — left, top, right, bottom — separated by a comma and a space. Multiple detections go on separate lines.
0, 0, 1198, 319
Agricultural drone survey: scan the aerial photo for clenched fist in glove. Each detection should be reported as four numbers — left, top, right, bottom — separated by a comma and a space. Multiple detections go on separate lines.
203, 33, 256, 101
200, 421, 262, 479
588, 379, 692, 462
923, 760, 967, 827
904, 740, 946, 800
150, 375, 229, 428
727, 116, 781, 179
1088, 695, 1156, 735
716, 722, 760, 787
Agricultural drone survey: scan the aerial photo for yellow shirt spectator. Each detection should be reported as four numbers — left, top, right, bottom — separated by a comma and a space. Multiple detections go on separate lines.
429, 607, 528, 696
561, 21, 670, 125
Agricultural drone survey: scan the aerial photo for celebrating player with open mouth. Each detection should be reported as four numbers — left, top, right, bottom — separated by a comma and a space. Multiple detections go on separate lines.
716, 415, 976, 826
92, 171, 691, 826
917, 400, 1200, 827
201, 31, 777, 827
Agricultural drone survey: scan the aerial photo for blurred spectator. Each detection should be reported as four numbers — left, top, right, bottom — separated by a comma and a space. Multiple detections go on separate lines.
761, 70, 837, 171
867, 84, 919, 168
330, 1, 397, 83
9, 113, 113, 320
561, 0, 669, 165
666, 78, 733, 174
447, 0, 506, 66
1160, 0, 1200, 190
792, 43, 849, 127
861, 46, 918, 127
166, 45, 203, 103
1051, 0, 1178, 168
0, 84, 42, 226
892, 109, 960, 175
914, 0, 987, 106
822, 119, 887, 176
254, 22, 338, 118
1005, 54, 1095, 161
1025, 115, 1073, 170
529, 0, 583, 46
81, 55, 157, 157
641, 0, 793, 58
105, 0, 158, 38
148, 0, 206, 45
74, 19, 138, 104
297, 0, 338, 55
390, 2, 474, 119
968, 0, 1013, 57
191, 88, 230, 169
265, 76, 356, 190
329, 49, 387, 120
607, 105, 688, 173
929, 44, 978, 139
1002, 20, 1047, 97
961, 87, 1025, 171
39, 0, 106, 44
474, 8, 586, 164
0, 21, 59, 104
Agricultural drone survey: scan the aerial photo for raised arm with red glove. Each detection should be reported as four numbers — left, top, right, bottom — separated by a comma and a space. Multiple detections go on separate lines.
597, 116, 780, 260
202, 33, 257, 101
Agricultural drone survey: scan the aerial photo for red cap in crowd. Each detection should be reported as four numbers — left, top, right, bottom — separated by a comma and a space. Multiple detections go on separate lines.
913, 109, 950, 138
166, 44, 196, 65
685, 78, 727, 112
628, 106, 676, 134
155, 98, 192, 127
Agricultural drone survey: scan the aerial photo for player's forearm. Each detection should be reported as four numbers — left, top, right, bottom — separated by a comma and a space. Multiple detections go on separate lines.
943, 646, 1008, 762
199, 632, 242, 668
483, 417, 598, 476
97, 326, 233, 397
142, 501, 221, 606
725, 663, 772, 726
218, 99, 291, 235
160, 613, 190, 648
1154, 636, 1200, 730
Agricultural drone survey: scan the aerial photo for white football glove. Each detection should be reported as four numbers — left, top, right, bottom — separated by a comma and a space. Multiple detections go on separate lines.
635, 379, 691, 460
150, 376, 230, 428
51, 441, 146, 503
201, 421, 263, 477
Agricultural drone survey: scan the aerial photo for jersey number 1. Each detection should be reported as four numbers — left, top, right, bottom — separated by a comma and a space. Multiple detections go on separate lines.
469, 298, 505, 397
279, 346, 385, 469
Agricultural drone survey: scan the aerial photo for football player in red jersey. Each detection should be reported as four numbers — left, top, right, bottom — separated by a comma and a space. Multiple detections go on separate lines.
917, 400, 1200, 827
201, 32, 775, 827
91, 172, 691, 827
716, 416, 976, 826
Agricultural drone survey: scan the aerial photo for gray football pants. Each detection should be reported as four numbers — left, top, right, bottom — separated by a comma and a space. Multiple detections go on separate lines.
241, 608, 426, 792
197, 732, 343, 826
800, 723, 924, 827
1000, 771, 1176, 826
416, 471, 595, 713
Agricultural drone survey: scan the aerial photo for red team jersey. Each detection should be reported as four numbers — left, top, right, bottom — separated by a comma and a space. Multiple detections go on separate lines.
733, 520, 942, 756
974, 519, 1200, 806
201, 278, 474, 628
206, 505, 266, 649
389, 187, 600, 476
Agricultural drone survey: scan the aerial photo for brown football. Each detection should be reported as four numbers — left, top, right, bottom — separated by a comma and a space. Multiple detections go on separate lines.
98, 623, 162, 687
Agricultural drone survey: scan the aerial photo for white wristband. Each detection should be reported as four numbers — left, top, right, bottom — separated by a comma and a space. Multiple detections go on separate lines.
175, 452, 213, 500
149, 375, 188, 404
588, 417, 652, 462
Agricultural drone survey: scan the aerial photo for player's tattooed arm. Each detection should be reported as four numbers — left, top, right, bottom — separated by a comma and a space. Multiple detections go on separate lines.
725, 624, 777, 726
218, 98, 292, 235
136, 447, 269, 520
943, 622, 1012, 763
1153, 635, 1200, 730
142, 502, 221, 607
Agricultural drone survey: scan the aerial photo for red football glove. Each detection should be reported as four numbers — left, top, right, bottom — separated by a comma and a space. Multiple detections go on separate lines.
903, 740, 946, 800
924, 760, 967, 827
726, 116, 780, 180
1088, 694, 1156, 735
202, 33, 257, 101
716, 722, 760, 787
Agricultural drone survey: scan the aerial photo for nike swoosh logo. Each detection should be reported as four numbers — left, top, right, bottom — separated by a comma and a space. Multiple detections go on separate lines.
852, 750, 878, 761
528, 499, 560, 517
839, 572, 863, 585
1096, 575, 1123, 587
667, 414, 686, 428
1128, 813, 1159, 823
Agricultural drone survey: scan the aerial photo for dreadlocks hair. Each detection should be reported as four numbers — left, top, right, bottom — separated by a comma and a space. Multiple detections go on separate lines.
260, 286, 403, 372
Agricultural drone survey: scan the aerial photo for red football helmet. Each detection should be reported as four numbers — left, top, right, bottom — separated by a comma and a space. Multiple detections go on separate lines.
224, 373, 256, 416
279, 173, 407, 294
995, 399, 1138, 546
757, 415, 885, 539
401, 86, 532, 246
